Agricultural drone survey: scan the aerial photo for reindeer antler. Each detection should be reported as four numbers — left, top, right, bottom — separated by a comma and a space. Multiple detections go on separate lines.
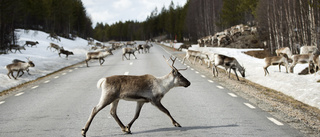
163, 55, 188, 71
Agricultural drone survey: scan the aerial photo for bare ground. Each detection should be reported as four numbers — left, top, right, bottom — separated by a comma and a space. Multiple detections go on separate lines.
161, 45, 320, 137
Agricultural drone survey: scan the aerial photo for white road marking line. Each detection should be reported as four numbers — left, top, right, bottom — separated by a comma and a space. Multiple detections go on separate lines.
217, 85, 224, 89
62, 73, 67, 75
191, 68, 194, 71
124, 72, 129, 75
74, 67, 78, 70
201, 75, 206, 78
31, 85, 39, 89
129, 62, 133, 65
0, 101, 5, 105
184, 63, 187, 65
244, 103, 256, 109
15, 92, 24, 96
69, 70, 73, 72
208, 80, 214, 83
228, 93, 237, 97
195, 71, 199, 74
44, 80, 50, 83
267, 117, 284, 126
54, 76, 59, 79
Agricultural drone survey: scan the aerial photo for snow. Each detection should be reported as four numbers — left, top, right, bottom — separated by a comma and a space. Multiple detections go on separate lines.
163, 42, 320, 109
1, 30, 320, 110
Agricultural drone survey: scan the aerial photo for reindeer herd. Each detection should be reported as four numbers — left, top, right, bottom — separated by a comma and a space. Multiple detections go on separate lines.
179, 44, 320, 81
197, 24, 257, 47
4, 33, 153, 80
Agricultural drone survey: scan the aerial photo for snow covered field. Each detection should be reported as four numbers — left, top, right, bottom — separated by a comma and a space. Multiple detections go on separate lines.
163, 42, 320, 110
1, 30, 320, 110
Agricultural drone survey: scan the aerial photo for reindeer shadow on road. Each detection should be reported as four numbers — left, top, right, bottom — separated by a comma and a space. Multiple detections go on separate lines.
133, 124, 239, 134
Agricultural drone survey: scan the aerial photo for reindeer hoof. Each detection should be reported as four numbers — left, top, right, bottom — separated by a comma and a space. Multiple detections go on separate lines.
174, 122, 181, 127
81, 128, 86, 137
122, 126, 131, 134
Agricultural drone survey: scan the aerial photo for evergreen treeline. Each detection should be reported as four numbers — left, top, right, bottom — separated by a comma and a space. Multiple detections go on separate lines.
93, 1, 188, 42
92, 0, 257, 42
2, 0, 319, 55
0, 0, 93, 52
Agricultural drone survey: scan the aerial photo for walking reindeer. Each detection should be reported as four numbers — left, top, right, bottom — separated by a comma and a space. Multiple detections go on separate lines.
212, 54, 245, 81
81, 56, 191, 136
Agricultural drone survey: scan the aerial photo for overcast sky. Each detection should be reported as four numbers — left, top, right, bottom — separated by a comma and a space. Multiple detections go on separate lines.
82, 0, 187, 27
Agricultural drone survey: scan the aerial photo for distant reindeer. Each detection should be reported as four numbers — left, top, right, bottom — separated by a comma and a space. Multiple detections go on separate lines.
6, 58, 35, 79
212, 54, 245, 81
290, 53, 315, 74
47, 33, 61, 42
23, 41, 39, 47
263, 54, 289, 76
58, 49, 74, 59
81, 56, 190, 136
47, 43, 63, 52
275, 47, 292, 58
9, 44, 26, 53
135, 44, 144, 54
122, 47, 137, 61
300, 45, 318, 54
142, 44, 151, 53
85, 50, 112, 67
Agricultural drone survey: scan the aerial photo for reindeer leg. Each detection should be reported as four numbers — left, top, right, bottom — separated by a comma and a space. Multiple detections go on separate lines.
278, 63, 282, 72
233, 68, 240, 81
7, 71, 13, 79
152, 101, 181, 127
133, 53, 137, 59
212, 66, 216, 77
18, 70, 24, 77
228, 67, 232, 78
100, 58, 105, 65
85, 59, 90, 67
109, 100, 129, 133
26, 69, 31, 75
264, 67, 269, 76
126, 101, 145, 133
128, 54, 131, 60
82, 93, 115, 136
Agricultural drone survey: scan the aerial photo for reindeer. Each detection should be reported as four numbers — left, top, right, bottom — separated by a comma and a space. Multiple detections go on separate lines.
135, 44, 144, 54
290, 53, 315, 74
300, 45, 318, 54
9, 45, 26, 53
313, 52, 320, 74
85, 50, 112, 67
47, 33, 61, 42
81, 56, 190, 136
182, 50, 207, 65
47, 43, 63, 52
23, 41, 39, 47
142, 44, 151, 53
275, 47, 293, 58
58, 49, 74, 59
122, 47, 137, 61
212, 54, 245, 81
6, 58, 35, 79
263, 54, 289, 76
177, 44, 190, 51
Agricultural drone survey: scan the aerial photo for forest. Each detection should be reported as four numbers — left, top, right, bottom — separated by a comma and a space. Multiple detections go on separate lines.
1, 0, 320, 55
0, 0, 93, 53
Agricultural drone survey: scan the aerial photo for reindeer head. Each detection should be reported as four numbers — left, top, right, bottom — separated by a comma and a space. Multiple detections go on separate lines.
239, 65, 245, 78
164, 55, 191, 88
26, 57, 35, 67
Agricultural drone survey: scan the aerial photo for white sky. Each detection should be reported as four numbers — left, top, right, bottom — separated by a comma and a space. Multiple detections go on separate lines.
82, 0, 188, 27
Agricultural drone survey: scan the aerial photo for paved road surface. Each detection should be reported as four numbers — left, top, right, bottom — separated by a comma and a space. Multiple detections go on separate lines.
0, 43, 304, 137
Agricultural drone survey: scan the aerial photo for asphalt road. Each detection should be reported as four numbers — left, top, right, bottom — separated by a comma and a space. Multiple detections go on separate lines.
0, 43, 304, 137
